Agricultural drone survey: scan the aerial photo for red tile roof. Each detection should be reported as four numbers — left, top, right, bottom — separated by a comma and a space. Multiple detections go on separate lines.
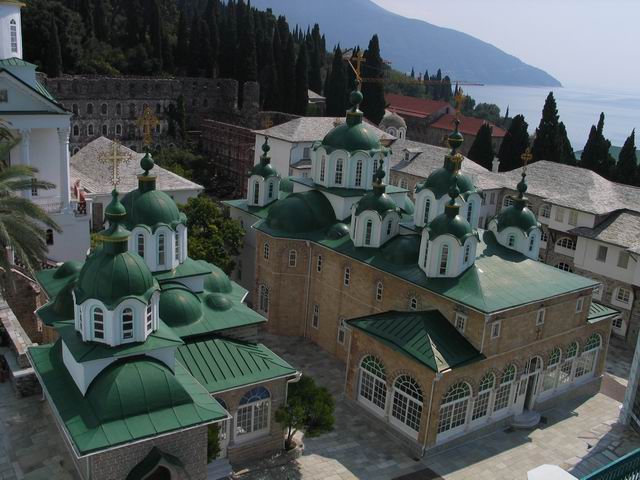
385, 94, 451, 118
430, 114, 506, 138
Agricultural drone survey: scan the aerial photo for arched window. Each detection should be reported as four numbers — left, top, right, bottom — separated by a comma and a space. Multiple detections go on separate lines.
87, 103, 94, 115
575, 334, 601, 379
529, 235, 536, 252
409, 296, 417, 311
145, 303, 153, 332
558, 341, 578, 386
439, 245, 449, 275
556, 237, 576, 251
73, 125, 79, 136
555, 262, 573, 272
316, 254, 323, 272
88, 124, 94, 135
507, 235, 516, 247
259, 285, 269, 314
386, 219, 392, 236
45, 229, 54, 246
115, 124, 122, 135
263, 242, 269, 260
116, 103, 122, 115
253, 181, 260, 204
423, 198, 431, 224
288, 249, 297, 267
93, 307, 104, 340
72, 147, 80, 155
472, 373, 495, 421
437, 382, 471, 434
540, 204, 551, 219
237, 387, 271, 438
391, 376, 423, 435
101, 124, 108, 135
466, 201, 473, 223
355, 159, 363, 187
334, 159, 344, 184
122, 308, 134, 340
375, 281, 383, 302
157, 233, 166, 267
10, 19, 18, 53
493, 365, 516, 412
358, 356, 387, 415
584, 334, 602, 352
463, 244, 471, 264
364, 220, 373, 245
174, 231, 180, 261
320, 155, 326, 182
343, 267, 351, 286
268, 182, 274, 199
542, 347, 561, 391
101, 103, 108, 115
136, 234, 145, 258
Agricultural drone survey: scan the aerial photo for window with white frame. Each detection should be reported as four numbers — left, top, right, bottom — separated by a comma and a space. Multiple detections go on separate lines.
555, 207, 565, 222
529, 235, 536, 252
558, 342, 577, 386
556, 237, 576, 251
555, 262, 573, 272
540, 230, 548, 243
157, 233, 166, 267
10, 20, 17, 53
409, 296, 417, 311
492, 365, 516, 412
423, 198, 431, 224
439, 245, 449, 275
490, 320, 501, 339
568, 210, 578, 226
320, 155, 326, 181
463, 244, 471, 264
437, 382, 471, 434
236, 387, 270, 439
472, 373, 494, 421
335, 159, 344, 184
536, 308, 546, 326
466, 202, 473, 223
375, 281, 383, 302
391, 376, 423, 435
540, 204, 551, 219
263, 242, 270, 260
93, 307, 104, 340
365, 220, 373, 245
337, 318, 347, 345
618, 251, 630, 269
122, 308, 134, 340
576, 297, 584, 313
343, 267, 351, 286
400, 178, 408, 189
316, 255, 323, 272
288, 249, 297, 267
259, 285, 269, 314
145, 303, 153, 332
542, 347, 561, 392
612, 317, 623, 329
358, 356, 387, 414
592, 283, 603, 300
253, 182, 259, 204
311, 304, 319, 329
615, 287, 631, 305
503, 196, 514, 208
596, 245, 608, 262
454, 313, 467, 333
574, 334, 601, 379
355, 160, 363, 187
268, 182, 274, 199
174, 231, 180, 261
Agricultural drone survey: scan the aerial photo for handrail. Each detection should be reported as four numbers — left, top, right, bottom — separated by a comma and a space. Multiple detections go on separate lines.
582, 447, 640, 480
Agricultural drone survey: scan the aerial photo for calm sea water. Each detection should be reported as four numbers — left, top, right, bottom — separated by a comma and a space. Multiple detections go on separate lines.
462, 85, 640, 150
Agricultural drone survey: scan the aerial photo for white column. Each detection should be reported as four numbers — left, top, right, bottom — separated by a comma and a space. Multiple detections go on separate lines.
18, 128, 30, 199
57, 128, 71, 212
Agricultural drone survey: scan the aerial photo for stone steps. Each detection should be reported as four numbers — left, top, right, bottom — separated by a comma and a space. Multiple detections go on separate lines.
207, 458, 232, 479
511, 410, 541, 429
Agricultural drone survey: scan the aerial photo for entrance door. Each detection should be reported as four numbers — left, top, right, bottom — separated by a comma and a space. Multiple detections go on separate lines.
218, 418, 230, 458
145, 466, 172, 480
524, 373, 539, 410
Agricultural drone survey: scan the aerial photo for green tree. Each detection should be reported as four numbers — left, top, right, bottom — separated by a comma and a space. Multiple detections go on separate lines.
615, 129, 637, 185
532, 92, 574, 164
467, 123, 495, 170
580, 113, 615, 176
148, 0, 163, 72
282, 34, 297, 113
361, 34, 386, 124
497, 114, 529, 172
237, 1, 257, 84
46, 17, 63, 78
204, 0, 220, 75
174, 10, 189, 73
275, 376, 335, 450
93, 0, 109, 42
325, 46, 347, 116
294, 42, 309, 115
207, 424, 221, 462
179, 196, 244, 274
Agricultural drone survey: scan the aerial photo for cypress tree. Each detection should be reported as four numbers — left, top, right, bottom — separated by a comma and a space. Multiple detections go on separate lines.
218, 3, 237, 79
79, 0, 94, 38
149, 0, 163, 72
497, 114, 529, 172
237, 3, 257, 84
467, 123, 495, 171
325, 46, 347, 116
294, 42, 309, 115
558, 121, 576, 166
308, 41, 323, 94
260, 32, 279, 110
271, 29, 284, 110
442, 75, 452, 103
410, 67, 415, 79
581, 112, 614, 175
46, 17, 63, 78
175, 11, 189, 73
615, 130, 638, 185
204, 0, 219, 75
282, 34, 297, 113
424, 69, 430, 97
188, 19, 212, 77
360, 34, 386, 125
532, 92, 574, 164
161, 32, 174, 74
93, 0, 109, 42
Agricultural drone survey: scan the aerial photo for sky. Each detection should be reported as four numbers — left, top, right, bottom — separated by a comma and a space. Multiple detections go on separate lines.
370, 0, 640, 94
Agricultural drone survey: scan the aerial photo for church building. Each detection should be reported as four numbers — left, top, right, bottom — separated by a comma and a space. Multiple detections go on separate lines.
28, 154, 299, 479
227, 88, 616, 454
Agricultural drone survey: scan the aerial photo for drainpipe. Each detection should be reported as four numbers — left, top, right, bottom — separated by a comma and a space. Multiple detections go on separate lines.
342, 325, 353, 398
422, 372, 443, 457
302, 241, 312, 339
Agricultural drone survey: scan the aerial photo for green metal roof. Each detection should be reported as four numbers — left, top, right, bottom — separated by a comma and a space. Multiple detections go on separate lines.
415, 163, 478, 199
291, 176, 408, 198
36, 262, 82, 298
0, 58, 37, 68
176, 337, 298, 393
121, 184, 186, 231
58, 320, 183, 363
427, 206, 476, 243
0, 64, 63, 109
28, 341, 226, 456
265, 190, 336, 234
354, 188, 398, 217
320, 110, 384, 154
153, 257, 214, 282
588, 301, 619, 324
348, 310, 483, 372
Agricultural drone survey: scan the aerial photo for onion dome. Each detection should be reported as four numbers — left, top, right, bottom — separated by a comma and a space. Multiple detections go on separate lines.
494, 171, 540, 233
354, 160, 398, 217
249, 138, 279, 179
379, 110, 407, 131
75, 190, 157, 307
203, 264, 233, 294
53, 261, 83, 279
265, 190, 336, 234
380, 235, 421, 265
121, 153, 186, 230
327, 222, 350, 240
321, 90, 383, 153
159, 284, 202, 327
427, 185, 475, 243
279, 177, 294, 194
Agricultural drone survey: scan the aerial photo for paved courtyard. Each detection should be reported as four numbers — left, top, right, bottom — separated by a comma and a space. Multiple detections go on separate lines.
233, 333, 640, 480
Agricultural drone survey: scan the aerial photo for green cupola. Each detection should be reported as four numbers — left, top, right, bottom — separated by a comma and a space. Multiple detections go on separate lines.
426, 185, 475, 244
247, 138, 281, 207
249, 138, 279, 179
494, 172, 540, 233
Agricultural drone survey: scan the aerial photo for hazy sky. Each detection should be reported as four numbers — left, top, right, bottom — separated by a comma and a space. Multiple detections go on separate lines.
370, 0, 640, 93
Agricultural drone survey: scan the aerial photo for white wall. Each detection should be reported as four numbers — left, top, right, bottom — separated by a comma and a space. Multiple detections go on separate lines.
47, 211, 91, 262
574, 237, 639, 286
547, 205, 595, 232
0, 4, 23, 60
254, 134, 292, 179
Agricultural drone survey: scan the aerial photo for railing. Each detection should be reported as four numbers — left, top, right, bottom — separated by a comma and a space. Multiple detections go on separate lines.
582, 448, 640, 480
31, 196, 90, 217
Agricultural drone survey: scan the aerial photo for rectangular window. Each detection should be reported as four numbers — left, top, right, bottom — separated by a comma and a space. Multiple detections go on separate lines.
612, 317, 623, 329
288, 250, 297, 267
303, 147, 310, 158
335, 160, 343, 184
617, 288, 631, 304
490, 321, 501, 339
536, 308, 546, 326
10, 22, 18, 53
343, 267, 350, 287
174, 231, 180, 261
503, 197, 514, 208
375, 282, 383, 302
454, 313, 467, 333
489, 192, 496, 205
145, 304, 153, 332
157, 234, 166, 266
618, 251, 630, 269
312, 304, 319, 329
540, 205, 551, 219
555, 207, 565, 222
576, 297, 584, 313
122, 313, 134, 340
316, 255, 323, 272
337, 318, 346, 345
596, 245, 608, 262
568, 210, 578, 226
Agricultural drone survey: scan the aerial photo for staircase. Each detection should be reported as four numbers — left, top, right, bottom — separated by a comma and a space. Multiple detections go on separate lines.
511, 410, 541, 429
207, 459, 233, 479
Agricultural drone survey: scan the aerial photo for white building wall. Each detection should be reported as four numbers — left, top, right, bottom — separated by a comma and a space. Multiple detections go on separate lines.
0, 4, 23, 60
47, 211, 91, 262
574, 237, 638, 286
547, 205, 595, 232
254, 134, 292, 178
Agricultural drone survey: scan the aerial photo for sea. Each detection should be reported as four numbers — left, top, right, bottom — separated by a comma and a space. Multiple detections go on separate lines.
462, 85, 640, 150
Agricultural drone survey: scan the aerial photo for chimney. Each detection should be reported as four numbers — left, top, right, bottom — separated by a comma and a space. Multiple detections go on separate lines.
492, 156, 500, 173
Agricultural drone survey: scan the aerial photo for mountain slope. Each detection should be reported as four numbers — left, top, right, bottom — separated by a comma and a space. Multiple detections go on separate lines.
251, 0, 561, 87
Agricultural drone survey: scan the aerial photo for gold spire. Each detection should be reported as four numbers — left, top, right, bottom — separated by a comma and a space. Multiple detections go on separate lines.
348, 50, 366, 90
99, 140, 132, 188
454, 87, 465, 119
521, 147, 533, 173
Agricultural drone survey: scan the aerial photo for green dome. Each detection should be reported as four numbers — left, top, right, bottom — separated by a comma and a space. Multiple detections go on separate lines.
401, 196, 415, 215
496, 203, 540, 233
159, 285, 202, 326
380, 235, 421, 265
86, 358, 192, 423
322, 122, 382, 153
249, 161, 279, 179
327, 222, 350, 240
121, 188, 185, 230
355, 189, 398, 217
53, 261, 83, 279
75, 248, 157, 307
203, 264, 233, 294
416, 166, 476, 199
428, 209, 475, 244
279, 177, 294, 193
266, 191, 336, 234
51, 281, 76, 318
204, 293, 233, 311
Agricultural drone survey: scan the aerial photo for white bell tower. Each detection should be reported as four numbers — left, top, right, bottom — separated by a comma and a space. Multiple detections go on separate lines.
0, 1, 23, 60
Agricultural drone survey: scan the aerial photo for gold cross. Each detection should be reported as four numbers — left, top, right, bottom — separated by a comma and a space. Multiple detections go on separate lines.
454, 87, 465, 116
136, 105, 159, 148
521, 147, 533, 171
264, 117, 273, 129
99, 140, 131, 188
349, 50, 366, 87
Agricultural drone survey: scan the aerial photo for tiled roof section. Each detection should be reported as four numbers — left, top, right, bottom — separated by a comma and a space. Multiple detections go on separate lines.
430, 114, 506, 138
254, 117, 395, 144
71, 137, 203, 196
587, 301, 619, 324
348, 310, 483, 372
571, 210, 640, 252
389, 138, 489, 180
385, 93, 450, 118
176, 337, 298, 393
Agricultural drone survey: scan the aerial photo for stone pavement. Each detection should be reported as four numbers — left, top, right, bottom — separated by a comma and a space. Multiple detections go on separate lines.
233, 333, 640, 480
606, 335, 634, 387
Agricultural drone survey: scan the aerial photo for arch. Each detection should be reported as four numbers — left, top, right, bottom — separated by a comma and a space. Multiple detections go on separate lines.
584, 334, 602, 352
355, 159, 363, 187
101, 103, 108, 115
391, 375, 423, 436
334, 158, 344, 185
556, 237, 576, 251
472, 373, 495, 421
102, 124, 108, 136
258, 284, 269, 314
493, 364, 516, 413
439, 244, 449, 275
358, 355, 387, 415
121, 307, 134, 340
145, 302, 154, 332
364, 219, 373, 245
542, 347, 562, 392
136, 233, 145, 258
253, 181, 260, 204
343, 267, 351, 286
157, 233, 166, 267
263, 242, 269, 260
92, 307, 104, 340
575, 334, 602, 379
320, 155, 326, 182
409, 296, 417, 311
525, 356, 543, 374
288, 249, 297, 267
87, 103, 94, 115
73, 125, 79, 136
558, 341, 578, 386
115, 124, 122, 135
237, 387, 271, 439
375, 281, 383, 301
437, 382, 471, 434
45, 229, 54, 246
10, 19, 18, 53
88, 124, 94, 135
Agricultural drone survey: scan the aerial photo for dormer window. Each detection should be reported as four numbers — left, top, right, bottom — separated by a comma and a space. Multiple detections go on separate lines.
335, 159, 344, 185
439, 245, 449, 275
268, 182, 274, 199
404, 151, 410, 162
253, 182, 259, 204
122, 308, 134, 340
464, 244, 471, 264
10, 20, 17, 53
93, 307, 104, 340
320, 155, 326, 182
507, 235, 516, 247
174, 231, 180, 261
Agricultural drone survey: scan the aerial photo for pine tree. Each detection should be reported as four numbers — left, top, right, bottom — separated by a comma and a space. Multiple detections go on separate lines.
467, 123, 495, 170
497, 114, 529, 172
46, 17, 63, 78
294, 42, 309, 115
615, 129, 638, 185
360, 34, 386, 124
93, 0, 109, 42
282, 34, 297, 113
532, 92, 574, 164
325, 46, 347, 116
174, 11, 189, 73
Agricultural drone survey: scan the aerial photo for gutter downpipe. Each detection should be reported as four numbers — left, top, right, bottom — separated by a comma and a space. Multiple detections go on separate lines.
480, 314, 490, 354
303, 240, 312, 339
342, 325, 353, 398
422, 371, 443, 457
